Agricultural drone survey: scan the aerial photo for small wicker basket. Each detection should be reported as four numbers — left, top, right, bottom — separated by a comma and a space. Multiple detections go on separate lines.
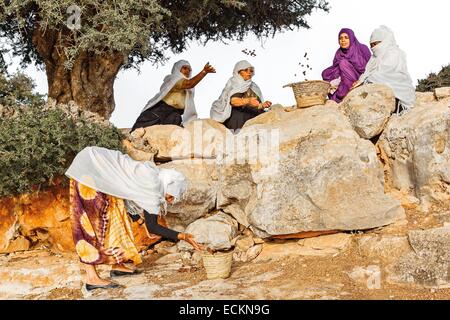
201, 250, 233, 280
284, 80, 331, 108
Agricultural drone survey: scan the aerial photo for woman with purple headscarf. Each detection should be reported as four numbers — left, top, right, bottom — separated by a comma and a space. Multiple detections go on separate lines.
322, 28, 371, 103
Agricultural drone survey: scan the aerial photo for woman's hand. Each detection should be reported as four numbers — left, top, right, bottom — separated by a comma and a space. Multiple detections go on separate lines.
179, 233, 204, 251
248, 97, 261, 108
203, 62, 216, 74
261, 101, 272, 109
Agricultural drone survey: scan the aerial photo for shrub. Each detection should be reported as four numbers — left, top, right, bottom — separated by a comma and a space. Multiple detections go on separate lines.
0, 71, 45, 107
0, 104, 124, 197
416, 64, 450, 92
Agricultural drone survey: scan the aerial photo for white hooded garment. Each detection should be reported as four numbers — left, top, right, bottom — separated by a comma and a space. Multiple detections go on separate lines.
141, 60, 198, 125
65, 146, 188, 215
359, 26, 416, 109
210, 60, 263, 123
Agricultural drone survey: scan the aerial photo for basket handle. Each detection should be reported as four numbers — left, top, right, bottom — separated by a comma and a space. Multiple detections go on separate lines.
283, 83, 294, 89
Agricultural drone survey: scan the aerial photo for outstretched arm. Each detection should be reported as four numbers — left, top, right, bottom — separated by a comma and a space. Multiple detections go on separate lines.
144, 210, 179, 242
178, 63, 216, 90
143, 211, 204, 250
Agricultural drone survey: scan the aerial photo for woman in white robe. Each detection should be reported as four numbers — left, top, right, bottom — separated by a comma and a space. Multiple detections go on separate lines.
353, 26, 416, 114
65, 146, 202, 291
210, 60, 272, 132
131, 60, 216, 132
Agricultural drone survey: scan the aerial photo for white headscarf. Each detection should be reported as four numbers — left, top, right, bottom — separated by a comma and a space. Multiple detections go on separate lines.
141, 60, 198, 125
210, 60, 263, 123
65, 146, 188, 215
359, 26, 416, 111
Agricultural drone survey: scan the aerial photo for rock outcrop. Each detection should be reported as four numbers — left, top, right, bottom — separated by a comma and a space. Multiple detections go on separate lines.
232, 105, 404, 238
389, 225, 450, 288
378, 100, 450, 209
0, 184, 156, 254
339, 84, 396, 139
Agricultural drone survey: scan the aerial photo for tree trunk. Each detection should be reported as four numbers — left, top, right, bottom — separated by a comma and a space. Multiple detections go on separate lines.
32, 25, 125, 119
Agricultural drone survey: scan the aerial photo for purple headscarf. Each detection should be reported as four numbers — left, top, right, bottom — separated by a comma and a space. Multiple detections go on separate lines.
332, 28, 371, 74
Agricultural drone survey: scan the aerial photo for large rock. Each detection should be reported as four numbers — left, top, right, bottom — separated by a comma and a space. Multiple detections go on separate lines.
378, 101, 450, 208
356, 235, 412, 263
389, 225, 450, 287
128, 119, 231, 161
435, 87, 450, 101
178, 212, 239, 251
130, 125, 187, 161
159, 159, 219, 227
222, 105, 404, 238
339, 84, 396, 139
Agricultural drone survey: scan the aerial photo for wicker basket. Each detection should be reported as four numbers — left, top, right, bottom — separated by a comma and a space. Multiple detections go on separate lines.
201, 250, 233, 280
284, 80, 331, 108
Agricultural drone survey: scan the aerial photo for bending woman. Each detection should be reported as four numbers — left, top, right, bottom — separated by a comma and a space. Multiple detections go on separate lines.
353, 26, 416, 114
65, 146, 202, 291
210, 60, 272, 132
322, 28, 371, 103
131, 60, 216, 132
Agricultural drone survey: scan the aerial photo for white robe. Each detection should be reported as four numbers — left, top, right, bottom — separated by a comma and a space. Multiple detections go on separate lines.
65, 146, 187, 215
359, 26, 416, 110
141, 60, 198, 125
210, 60, 263, 123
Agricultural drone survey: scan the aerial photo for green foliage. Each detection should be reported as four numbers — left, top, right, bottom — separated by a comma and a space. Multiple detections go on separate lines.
0, 0, 329, 71
0, 104, 124, 197
417, 64, 450, 92
0, 71, 45, 107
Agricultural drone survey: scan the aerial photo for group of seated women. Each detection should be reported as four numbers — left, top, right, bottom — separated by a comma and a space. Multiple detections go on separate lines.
131, 25, 416, 134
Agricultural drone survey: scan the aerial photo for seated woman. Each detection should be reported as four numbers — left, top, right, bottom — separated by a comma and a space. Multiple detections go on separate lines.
131, 60, 216, 132
322, 28, 371, 103
210, 60, 272, 132
65, 146, 202, 292
352, 26, 416, 115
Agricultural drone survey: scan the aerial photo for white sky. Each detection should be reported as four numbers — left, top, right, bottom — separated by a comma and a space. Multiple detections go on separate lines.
5, 0, 450, 128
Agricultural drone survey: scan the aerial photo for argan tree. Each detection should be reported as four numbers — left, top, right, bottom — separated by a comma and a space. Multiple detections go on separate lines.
0, 0, 328, 118
417, 64, 450, 92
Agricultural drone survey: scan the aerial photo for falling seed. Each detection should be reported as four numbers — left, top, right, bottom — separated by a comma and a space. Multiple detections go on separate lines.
304, 53, 307, 57
303, 71, 306, 76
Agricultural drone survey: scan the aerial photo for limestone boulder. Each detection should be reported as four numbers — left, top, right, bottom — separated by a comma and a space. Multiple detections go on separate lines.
378, 102, 450, 208
435, 87, 450, 101
128, 119, 232, 161
339, 84, 396, 139
129, 125, 188, 161
416, 92, 436, 105
178, 212, 239, 251
183, 119, 232, 159
159, 159, 219, 227
221, 105, 404, 238
388, 225, 450, 287
356, 235, 412, 263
